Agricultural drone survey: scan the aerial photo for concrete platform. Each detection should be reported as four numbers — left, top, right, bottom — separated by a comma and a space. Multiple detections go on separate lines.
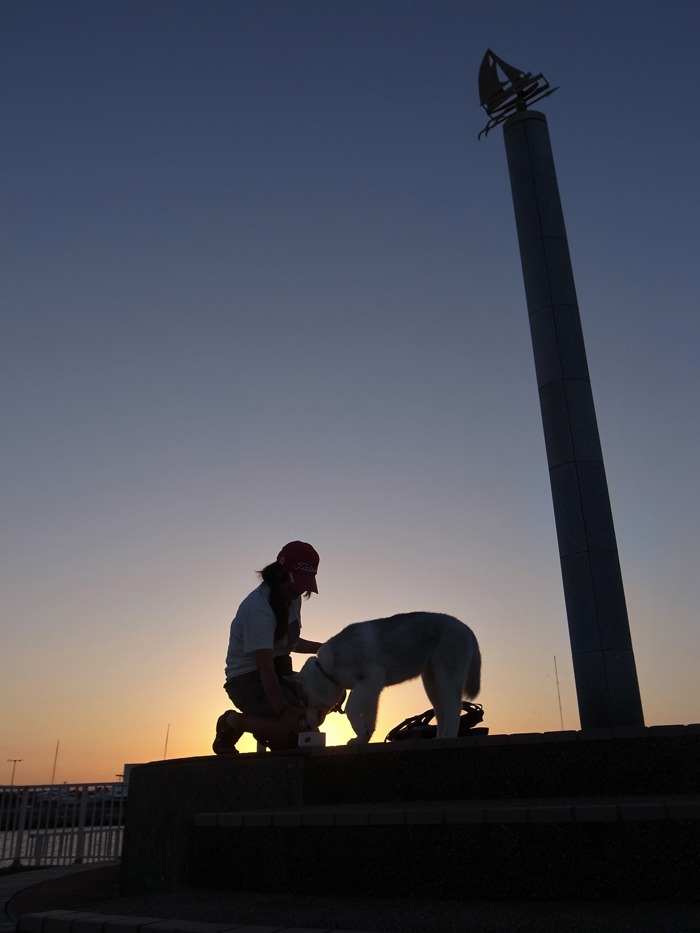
6, 863, 700, 933
121, 726, 700, 903
4, 727, 699, 930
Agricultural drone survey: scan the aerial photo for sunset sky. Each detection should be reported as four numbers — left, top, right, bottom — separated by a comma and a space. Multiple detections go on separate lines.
2, 0, 699, 785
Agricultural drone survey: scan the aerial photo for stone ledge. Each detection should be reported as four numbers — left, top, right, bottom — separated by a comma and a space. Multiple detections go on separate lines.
193, 795, 700, 827
236, 724, 700, 757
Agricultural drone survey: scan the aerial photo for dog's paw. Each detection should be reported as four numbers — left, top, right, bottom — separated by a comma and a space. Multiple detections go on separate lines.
346, 736, 369, 745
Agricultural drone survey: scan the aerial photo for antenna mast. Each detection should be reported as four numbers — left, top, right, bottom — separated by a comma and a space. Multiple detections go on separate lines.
50, 740, 60, 785
554, 655, 564, 730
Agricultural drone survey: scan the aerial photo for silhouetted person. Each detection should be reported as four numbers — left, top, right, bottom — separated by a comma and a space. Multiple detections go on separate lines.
212, 541, 322, 753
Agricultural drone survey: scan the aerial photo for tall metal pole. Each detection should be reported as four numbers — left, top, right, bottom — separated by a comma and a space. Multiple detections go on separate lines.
479, 52, 644, 728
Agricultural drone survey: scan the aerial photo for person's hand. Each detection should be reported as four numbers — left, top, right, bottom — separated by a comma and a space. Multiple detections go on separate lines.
278, 705, 307, 734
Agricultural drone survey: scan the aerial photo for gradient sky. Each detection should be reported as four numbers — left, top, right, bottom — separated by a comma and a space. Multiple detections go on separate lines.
2, 0, 699, 785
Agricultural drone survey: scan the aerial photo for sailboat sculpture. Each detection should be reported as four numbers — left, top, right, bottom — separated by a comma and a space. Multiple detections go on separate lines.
478, 49, 559, 139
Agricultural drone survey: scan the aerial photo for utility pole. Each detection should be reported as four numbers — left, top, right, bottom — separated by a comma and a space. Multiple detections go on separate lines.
478, 50, 644, 728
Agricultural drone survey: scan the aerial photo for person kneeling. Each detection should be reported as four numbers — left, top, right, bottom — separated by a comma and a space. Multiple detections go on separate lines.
212, 541, 322, 754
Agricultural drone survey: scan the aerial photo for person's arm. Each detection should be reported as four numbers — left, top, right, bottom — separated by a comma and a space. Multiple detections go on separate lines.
254, 648, 306, 732
294, 637, 322, 654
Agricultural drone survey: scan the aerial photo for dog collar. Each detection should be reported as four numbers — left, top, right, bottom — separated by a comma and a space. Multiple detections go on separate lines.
314, 659, 346, 715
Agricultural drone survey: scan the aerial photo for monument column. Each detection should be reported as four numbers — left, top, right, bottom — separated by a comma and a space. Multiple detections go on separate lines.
479, 51, 644, 728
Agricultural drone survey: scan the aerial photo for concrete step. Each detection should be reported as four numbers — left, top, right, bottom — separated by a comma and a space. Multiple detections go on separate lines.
299, 727, 700, 805
188, 794, 700, 901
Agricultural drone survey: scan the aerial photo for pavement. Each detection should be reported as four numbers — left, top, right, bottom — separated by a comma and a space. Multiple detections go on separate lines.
0, 864, 121, 933
2, 862, 700, 933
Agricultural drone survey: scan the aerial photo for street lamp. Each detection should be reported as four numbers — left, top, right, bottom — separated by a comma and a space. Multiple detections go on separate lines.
7, 759, 23, 787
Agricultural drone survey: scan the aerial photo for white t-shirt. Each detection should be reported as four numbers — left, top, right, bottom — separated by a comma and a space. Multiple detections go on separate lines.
224, 582, 301, 679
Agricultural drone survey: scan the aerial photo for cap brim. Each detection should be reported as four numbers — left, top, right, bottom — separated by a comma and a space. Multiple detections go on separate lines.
291, 571, 318, 595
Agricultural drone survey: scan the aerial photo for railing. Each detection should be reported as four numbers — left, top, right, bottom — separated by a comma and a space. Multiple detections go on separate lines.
0, 783, 126, 867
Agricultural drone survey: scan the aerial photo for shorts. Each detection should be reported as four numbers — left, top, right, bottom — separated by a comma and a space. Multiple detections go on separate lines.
223, 655, 302, 750
224, 671, 302, 717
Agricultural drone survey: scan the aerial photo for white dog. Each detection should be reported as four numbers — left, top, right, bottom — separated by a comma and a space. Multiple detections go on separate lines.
287, 612, 481, 744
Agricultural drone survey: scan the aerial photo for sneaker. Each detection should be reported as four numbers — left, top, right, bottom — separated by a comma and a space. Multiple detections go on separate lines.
212, 711, 244, 755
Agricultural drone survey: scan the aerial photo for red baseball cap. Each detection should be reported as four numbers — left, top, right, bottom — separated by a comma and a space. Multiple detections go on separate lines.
277, 541, 320, 594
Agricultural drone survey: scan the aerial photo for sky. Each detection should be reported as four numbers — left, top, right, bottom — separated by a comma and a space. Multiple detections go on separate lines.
2, 0, 699, 786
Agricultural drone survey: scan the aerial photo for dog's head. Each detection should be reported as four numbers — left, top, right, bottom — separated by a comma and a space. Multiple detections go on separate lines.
286, 657, 346, 728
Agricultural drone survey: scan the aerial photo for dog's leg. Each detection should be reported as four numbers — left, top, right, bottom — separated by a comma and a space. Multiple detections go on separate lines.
359, 692, 379, 741
421, 668, 445, 736
437, 701, 462, 738
433, 674, 464, 739
345, 671, 383, 743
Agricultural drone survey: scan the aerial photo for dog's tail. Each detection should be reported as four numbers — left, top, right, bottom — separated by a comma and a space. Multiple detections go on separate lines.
463, 644, 481, 700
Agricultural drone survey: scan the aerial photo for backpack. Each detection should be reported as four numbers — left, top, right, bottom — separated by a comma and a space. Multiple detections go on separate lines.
384, 701, 487, 742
